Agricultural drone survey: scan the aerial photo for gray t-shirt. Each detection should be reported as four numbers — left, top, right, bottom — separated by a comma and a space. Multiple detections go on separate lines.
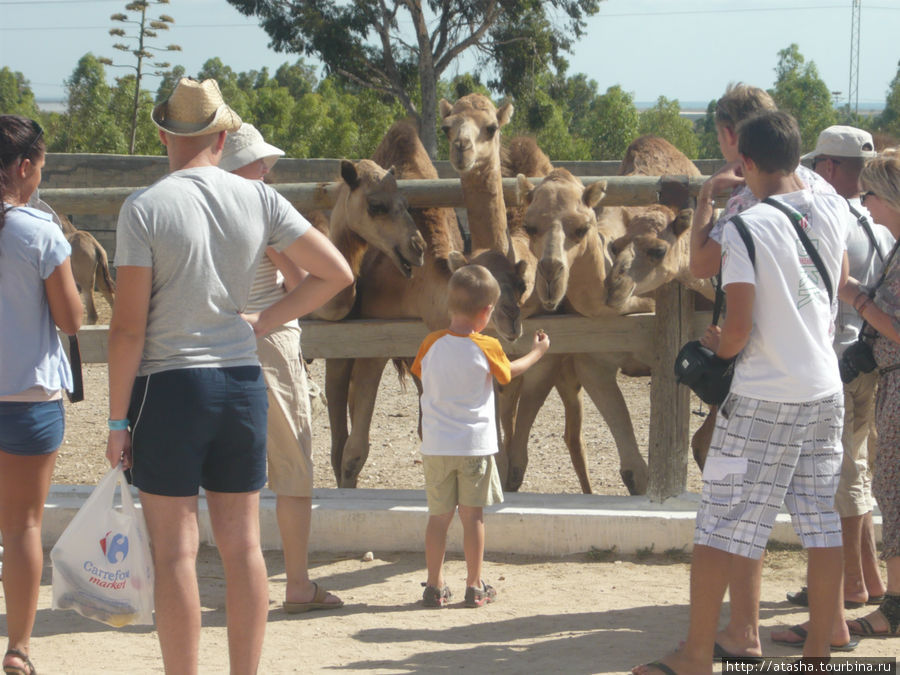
115, 166, 310, 375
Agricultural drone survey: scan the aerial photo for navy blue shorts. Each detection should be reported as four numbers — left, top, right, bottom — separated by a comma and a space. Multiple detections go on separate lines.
0, 399, 65, 455
129, 366, 268, 497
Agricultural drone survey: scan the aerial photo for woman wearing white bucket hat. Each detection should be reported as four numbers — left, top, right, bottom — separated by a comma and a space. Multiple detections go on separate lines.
221, 124, 344, 613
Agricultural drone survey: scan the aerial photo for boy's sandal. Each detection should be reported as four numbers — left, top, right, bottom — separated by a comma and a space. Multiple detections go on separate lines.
464, 580, 496, 608
3, 649, 36, 675
421, 583, 451, 608
849, 594, 900, 637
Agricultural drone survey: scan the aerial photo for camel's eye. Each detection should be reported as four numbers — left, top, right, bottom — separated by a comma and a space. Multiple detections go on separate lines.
441, 125, 451, 137
524, 224, 538, 237
367, 201, 388, 216
571, 226, 589, 241
485, 124, 498, 139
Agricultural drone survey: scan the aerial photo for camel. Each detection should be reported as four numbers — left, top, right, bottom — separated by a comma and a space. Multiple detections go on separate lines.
605, 136, 714, 311
58, 215, 115, 324
311, 159, 426, 321
440, 95, 624, 494
326, 120, 531, 486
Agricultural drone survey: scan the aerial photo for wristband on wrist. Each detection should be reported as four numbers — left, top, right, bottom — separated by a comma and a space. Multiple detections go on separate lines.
107, 418, 129, 431
853, 293, 868, 312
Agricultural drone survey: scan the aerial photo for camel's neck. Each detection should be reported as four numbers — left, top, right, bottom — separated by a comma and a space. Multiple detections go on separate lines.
565, 231, 614, 317
460, 162, 508, 252
329, 214, 369, 276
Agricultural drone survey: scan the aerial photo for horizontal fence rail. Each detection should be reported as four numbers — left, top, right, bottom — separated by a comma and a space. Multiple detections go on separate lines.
69, 312, 713, 363
41, 175, 710, 216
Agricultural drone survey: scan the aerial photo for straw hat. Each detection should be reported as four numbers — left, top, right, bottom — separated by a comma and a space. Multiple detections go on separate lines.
152, 78, 242, 137
220, 123, 284, 172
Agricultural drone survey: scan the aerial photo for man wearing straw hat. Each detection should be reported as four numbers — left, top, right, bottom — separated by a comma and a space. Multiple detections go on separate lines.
105, 78, 352, 673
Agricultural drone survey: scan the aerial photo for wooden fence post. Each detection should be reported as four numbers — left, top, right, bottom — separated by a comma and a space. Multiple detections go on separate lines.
647, 281, 693, 501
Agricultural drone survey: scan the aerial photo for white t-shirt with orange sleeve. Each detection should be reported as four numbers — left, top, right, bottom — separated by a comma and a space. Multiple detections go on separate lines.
410, 330, 512, 456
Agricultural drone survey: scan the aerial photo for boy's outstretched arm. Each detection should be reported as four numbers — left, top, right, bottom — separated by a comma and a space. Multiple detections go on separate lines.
509, 330, 550, 379
690, 161, 745, 280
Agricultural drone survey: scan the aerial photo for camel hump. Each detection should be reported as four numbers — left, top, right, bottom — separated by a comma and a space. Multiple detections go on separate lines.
502, 136, 553, 178
618, 135, 700, 177
371, 118, 438, 180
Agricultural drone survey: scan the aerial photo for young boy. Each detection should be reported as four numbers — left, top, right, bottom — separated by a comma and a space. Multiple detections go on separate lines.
635, 110, 850, 674
410, 264, 549, 608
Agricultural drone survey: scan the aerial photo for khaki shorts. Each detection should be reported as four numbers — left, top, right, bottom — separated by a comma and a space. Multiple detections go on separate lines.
835, 370, 877, 517
257, 324, 313, 497
422, 454, 504, 515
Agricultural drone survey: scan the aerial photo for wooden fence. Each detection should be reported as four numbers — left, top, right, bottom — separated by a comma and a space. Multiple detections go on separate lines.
49, 154, 716, 502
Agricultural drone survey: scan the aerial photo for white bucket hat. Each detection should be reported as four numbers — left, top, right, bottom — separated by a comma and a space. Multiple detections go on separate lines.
220, 123, 285, 172
152, 78, 242, 137
801, 125, 877, 160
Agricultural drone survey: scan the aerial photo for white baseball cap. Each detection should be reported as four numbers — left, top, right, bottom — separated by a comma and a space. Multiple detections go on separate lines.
801, 125, 876, 161
220, 123, 284, 171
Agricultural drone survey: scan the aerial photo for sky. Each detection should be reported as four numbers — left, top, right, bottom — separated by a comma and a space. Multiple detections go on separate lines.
1, 0, 898, 112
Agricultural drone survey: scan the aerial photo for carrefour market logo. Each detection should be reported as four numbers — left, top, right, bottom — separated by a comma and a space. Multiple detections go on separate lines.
99, 531, 129, 564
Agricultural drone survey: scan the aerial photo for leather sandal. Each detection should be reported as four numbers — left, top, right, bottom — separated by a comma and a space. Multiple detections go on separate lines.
3, 648, 36, 675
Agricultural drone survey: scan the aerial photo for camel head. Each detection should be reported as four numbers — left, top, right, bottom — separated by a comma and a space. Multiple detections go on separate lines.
518, 170, 606, 312
466, 246, 529, 342
334, 159, 425, 278
605, 205, 693, 309
439, 94, 513, 175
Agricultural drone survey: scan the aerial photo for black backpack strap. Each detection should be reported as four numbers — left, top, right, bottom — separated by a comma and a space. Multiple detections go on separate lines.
712, 215, 756, 325
846, 200, 886, 263
763, 197, 834, 305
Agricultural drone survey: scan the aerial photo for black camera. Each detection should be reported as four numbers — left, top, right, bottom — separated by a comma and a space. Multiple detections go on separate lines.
839, 337, 877, 383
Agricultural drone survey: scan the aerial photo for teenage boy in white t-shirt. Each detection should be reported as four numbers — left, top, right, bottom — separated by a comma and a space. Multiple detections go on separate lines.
635, 110, 850, 675
411, 264, 549, 608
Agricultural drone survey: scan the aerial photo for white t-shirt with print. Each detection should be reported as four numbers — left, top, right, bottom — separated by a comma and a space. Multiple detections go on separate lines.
720, 189, 848, 402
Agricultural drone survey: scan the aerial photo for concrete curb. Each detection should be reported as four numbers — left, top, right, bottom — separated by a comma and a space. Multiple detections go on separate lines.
41, 486, 882, 556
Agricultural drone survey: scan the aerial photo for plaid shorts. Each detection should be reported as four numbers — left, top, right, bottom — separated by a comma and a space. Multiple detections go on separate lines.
694, 391, 844, 560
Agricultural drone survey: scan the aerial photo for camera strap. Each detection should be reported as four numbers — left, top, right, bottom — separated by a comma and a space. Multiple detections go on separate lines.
713, 215, 756, 325
847, 200, 886, 263
762, 197, 833, 305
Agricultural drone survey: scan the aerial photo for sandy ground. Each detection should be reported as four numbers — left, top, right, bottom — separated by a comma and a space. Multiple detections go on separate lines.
8, 546, 897, 674
14, 303, 894, 672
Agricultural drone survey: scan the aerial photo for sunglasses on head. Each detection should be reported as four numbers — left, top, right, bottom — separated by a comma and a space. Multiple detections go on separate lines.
19, 121, 44, 164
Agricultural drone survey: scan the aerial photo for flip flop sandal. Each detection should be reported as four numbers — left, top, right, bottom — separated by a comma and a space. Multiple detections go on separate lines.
282, 582, 344, 614
3, 649, 36, 675
771, 625, 859, 652
786, 586, 870, 610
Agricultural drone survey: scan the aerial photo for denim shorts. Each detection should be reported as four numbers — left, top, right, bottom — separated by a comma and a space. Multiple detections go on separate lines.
0, 399, 65, 455
128, 366, 268, 497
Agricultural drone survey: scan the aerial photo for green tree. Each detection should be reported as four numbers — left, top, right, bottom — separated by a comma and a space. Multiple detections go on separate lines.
0, 68, 40, 119
770, 44, 836, 151
99, 0, 181, 153
638, 96, 697, 158
110, 74, 161, 154
274, 60, 318, 99
583, 85, 639, 160
225, 0, 601, 158
876, 60, 900, 137
54, 54, 127, 153
694, 99, 720, 159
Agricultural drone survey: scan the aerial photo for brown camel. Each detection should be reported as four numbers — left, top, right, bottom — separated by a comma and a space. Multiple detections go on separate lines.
59, 215, 115, 324
605, 136, 714, 311
311, 158, 426, 321
326, 120, 530, 486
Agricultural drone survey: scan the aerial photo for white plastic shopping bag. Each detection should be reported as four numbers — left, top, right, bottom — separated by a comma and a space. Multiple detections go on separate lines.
50, 465, 154, 626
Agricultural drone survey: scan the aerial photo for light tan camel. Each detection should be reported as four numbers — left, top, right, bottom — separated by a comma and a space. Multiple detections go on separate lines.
326, 120, 530, 486
605, 136, 714, 310
440, 96, 624, 494
59, 215, 115, 324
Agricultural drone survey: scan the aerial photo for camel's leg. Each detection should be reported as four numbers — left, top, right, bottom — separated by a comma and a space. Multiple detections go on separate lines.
691, 405, 717, 471
325, 358, 354, 485
82, 267, 99, 325
94, 252, 116, 309
495, 376, 523, 486
340, 357, 388, 487
556, 356, 589, 494
505, 356, 559, 491
574, 353, 649, 495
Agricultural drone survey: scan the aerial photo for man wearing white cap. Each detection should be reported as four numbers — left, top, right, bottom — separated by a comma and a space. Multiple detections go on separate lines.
106, 79, 352, 673
221, 124, 343, 614
778, 127, 890, 628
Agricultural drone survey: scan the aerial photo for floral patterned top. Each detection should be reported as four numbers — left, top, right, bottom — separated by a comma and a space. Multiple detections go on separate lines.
709, 165, 835, 242
872, 244, 900, 369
